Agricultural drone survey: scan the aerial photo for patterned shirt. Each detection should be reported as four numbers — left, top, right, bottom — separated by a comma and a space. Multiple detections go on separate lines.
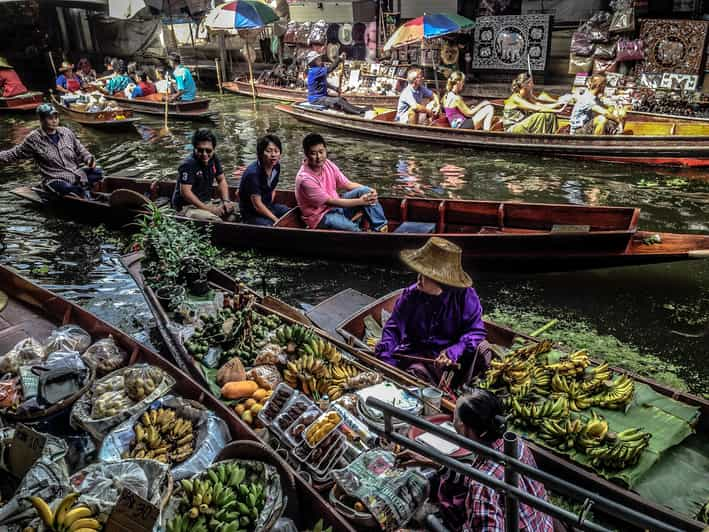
0, 126, 93, 186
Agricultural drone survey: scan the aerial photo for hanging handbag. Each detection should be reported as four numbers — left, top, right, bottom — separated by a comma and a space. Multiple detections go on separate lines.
593, 58, 618, 74
570, 31, 594, 57
284, 21, 297, 44
594, 41, 617, 60
308, 20, 328, 45
568, 54, 593, 74
616, 38, 644, 61
609, 8, 635, 33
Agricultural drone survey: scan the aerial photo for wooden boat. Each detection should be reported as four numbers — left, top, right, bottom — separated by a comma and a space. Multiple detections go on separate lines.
275, 103, 709, 167
0, 91, 43, 112
104, 93, 215, 120
12, 176, 709, 273
0, 263, 355, 532
50, 94, 140, 130
337, 290, 709, 532
222, 80, 400, 107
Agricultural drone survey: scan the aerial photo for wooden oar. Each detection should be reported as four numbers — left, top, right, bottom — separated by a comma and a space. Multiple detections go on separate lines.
159, 74, 171, 137
392, 353, 461, 370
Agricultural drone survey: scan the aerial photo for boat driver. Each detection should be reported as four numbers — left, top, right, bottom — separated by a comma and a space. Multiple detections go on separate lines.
305, 51, 367, 115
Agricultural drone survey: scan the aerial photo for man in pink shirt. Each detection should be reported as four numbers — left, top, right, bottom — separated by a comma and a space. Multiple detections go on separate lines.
295, 133, 388, 232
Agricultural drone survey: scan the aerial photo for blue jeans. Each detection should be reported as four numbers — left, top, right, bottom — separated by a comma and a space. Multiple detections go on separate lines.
243, 203, 290, 226
318, 186, 387, 232
44, 167, 103, 197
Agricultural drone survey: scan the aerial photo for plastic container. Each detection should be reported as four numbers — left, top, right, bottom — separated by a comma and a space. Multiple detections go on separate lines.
258, 382, 296, 425
304, 409, 343, 448
332, 403, 377, 446
283, 406, 322, 448
273, 395, 315, 436
292, 440, 312, 462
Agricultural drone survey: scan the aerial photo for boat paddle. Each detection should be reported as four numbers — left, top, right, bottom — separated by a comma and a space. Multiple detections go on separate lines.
159, 73, 171, 137
391, 353, 461, 370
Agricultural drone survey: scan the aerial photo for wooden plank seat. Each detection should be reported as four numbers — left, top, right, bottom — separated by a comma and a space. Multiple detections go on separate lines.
393, 221, 436, 234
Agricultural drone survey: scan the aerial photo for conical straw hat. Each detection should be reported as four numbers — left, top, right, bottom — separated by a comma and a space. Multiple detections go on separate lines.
0, 57, 12, 69
399, 237, 472, 288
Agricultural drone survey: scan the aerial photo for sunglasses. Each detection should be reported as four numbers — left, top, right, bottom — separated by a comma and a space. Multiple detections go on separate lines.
195, 147, 213, 154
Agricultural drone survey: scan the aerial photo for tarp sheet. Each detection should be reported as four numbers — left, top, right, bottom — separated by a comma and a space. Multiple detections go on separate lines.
89, 14, 162, 56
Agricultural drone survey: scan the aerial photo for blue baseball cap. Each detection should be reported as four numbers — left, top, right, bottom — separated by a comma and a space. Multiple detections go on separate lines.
36, 103, 58, 118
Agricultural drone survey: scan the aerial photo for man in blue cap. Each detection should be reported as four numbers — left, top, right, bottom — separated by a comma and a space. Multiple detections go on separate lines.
0, 103, 102, 197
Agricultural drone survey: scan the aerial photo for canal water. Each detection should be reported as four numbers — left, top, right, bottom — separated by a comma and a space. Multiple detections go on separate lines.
1, 92, 707, 393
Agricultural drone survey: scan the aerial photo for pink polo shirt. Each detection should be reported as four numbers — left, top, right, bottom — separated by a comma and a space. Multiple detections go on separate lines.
295, 159, 352, 229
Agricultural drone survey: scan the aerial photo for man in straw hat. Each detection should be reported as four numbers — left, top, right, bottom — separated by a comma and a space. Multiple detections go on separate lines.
55, 61, 81, 94
305, 50, 366, 115
375, 237, 494, 387
0, 57, 29, 98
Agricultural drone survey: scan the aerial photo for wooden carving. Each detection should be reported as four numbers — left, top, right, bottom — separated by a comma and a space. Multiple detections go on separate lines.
639, 19, 709, 75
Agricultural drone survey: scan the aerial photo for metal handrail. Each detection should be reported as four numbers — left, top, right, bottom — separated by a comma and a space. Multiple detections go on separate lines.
365, 397, 682, 532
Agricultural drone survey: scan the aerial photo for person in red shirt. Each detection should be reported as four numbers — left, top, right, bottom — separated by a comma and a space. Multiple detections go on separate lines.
138, 71, 156, 96
0, 57, 29, 98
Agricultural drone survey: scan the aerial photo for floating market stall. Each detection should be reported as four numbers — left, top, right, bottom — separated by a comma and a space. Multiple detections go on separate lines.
50, 94, 140, 130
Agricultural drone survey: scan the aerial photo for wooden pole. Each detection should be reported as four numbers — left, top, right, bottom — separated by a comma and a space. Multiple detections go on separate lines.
215, 58, 223, 95
188, 20, 201, 83
246, 40, 256, 104
338, 58, 345, 95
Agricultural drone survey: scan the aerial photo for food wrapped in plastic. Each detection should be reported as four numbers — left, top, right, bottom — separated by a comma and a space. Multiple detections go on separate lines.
68, 459, 170, 516
0, 378, 21, 409
98, 394, 230, 480
123, 365, 164, 402
0, 337, 45, 375
71, 364, 175, 441
254, 343, 286, 366
345, 371, 382, 391
82, 336, 128, 376
43, 324, 92, 355
333, 393, 359, 414
246, 365, 282, 390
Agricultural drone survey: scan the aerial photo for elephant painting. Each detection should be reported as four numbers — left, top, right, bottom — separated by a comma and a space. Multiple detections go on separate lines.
495, 28, 526, 64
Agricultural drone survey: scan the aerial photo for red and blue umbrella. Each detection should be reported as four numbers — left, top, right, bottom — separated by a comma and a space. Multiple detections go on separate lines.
205, 0, 279, 30
383, 13, 475, 51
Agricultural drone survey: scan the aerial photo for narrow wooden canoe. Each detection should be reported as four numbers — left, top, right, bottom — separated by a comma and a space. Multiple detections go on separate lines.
0, 91, 43, 112
104, 93, 215, 120
275, 103, 709, 167
50, 94, 140, 130
337, 290, 709, 532
12, 176, 709, 273
222, 80, 400, 107
0, 264, 355, 532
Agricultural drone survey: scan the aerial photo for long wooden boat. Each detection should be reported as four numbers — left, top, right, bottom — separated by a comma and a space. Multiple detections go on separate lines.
337, 290, 709, 532
0, 263, 355, 532
50, 94, 140, 130
0, 91, 43, 112
104, 93, 215, 120
275, 103, 709, 167
222, 80, 400, 107
12, 176, 709, 273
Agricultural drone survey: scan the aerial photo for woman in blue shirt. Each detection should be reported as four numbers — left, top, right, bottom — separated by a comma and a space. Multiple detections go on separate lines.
55, 62, 81, 94
103, 59, 131, 95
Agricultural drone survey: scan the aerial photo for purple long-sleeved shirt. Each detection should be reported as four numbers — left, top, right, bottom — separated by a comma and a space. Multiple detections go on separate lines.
374, 283, 487, 366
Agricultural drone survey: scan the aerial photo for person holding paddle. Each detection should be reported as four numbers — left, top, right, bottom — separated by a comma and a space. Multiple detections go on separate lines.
374, 237, 493, 388
305, 51, 366, 115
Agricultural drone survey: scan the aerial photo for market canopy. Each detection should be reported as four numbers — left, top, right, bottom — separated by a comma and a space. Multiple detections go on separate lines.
204, 0, 279, 30
383, 13, 475, 51
107, 0, 211, 19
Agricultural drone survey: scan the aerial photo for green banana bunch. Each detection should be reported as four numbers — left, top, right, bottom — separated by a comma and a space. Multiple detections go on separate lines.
275, 324, 316, 356
587, 427, 651, 470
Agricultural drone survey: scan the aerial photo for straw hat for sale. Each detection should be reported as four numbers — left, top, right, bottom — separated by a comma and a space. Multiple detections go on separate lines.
0, 57, 12, 69
400, 237, 472, 288
58, 61, 74, 72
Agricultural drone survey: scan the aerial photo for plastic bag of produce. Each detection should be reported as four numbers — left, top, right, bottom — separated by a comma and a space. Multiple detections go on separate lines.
82, 336, 128, 377
123, 365, 166, 402
98, 395, 230, 480
254, 343, 286, 366
71, 364, 175, 441
344, 371, 382, 391
161, 459, 284, 532
0, 337, 45, 375
43, 325, 92, 355
246, 365, 282, 390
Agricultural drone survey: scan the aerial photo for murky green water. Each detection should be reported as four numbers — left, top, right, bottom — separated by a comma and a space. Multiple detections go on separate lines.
1, 92, 707, 393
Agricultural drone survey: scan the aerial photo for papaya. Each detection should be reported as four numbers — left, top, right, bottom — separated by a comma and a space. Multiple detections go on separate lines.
221, 380, 259, 399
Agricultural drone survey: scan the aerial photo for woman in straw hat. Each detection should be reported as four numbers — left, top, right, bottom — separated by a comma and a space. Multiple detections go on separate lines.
55, 62, 81, 94
375, 237, 494, 387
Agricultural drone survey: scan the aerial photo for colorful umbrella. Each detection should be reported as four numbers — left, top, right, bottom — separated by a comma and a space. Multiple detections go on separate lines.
204, 0, 279, 30
383, 13, 475, 51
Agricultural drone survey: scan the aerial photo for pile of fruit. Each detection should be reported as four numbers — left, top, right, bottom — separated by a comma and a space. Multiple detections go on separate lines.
29, 492, 101, 532
123, 408, 194, 464
305, 411, 342, 446
166, 462, 267, 532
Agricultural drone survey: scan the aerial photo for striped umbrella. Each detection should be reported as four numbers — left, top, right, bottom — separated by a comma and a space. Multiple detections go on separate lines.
383, 13, 475, 51
204, 0, 279, 30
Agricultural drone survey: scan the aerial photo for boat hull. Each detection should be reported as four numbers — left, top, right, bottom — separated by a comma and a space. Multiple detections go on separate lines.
104, 94, 215, 120
0, 91, 44, 112
51, 95, 140, 129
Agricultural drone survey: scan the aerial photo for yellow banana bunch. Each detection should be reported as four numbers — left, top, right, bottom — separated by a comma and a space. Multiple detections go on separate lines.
28, 492, 101, 532
126, 407, 194, 463
591, 375, 634, 409
544, 350, 590, 377
299, 336, 342, 364
510, 396, 567, 427
587, 428, 651, 470
576, 412, 609, 450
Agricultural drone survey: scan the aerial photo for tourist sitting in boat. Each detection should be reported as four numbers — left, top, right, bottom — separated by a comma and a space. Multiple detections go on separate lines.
154, 66, 171, 95
503, 72, 564, 134
396, 68, 440, 125
0, 103, 102, 198
55, 62, 81, 94
138, 71, 157, 97
375, 237, 492, 387
168, 53, 196, 102
306, 51, 366, 115
75, 57, 97, 86
172, 128, 234, 221
295, 132, 387, 232
0, 56, 29, 98
438, 389, 553, 532
123, 82, 143, 100
238, 134, 290, 226
103, 59, 131, 95
569, 74, 624, 136
443, 71, 494, 130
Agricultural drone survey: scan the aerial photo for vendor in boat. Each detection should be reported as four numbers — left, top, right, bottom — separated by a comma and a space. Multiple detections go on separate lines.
374, 237, 492, 387
75, 57, 97, 86
503, 72, 564, 135
0, 103, 102, 197
138, 71, 157, 97
172, 128, 235, 221
238, 134, 290, 226
306, 51, 366, 115
295, 132, 388, 232
569, 74, 624, 135
396, 68, 440, 125
0, 57, 29, 98
103, 59, 131, 96
55, 62, 81, 94
438, 389, 553, 532
443, 71, 494, 130
168, 53, 197, 102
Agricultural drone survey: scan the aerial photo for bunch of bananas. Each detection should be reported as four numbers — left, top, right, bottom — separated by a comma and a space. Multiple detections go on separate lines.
538, 417, 587, 451
587, 428, 651, 470
124, 408, 194, 464
327, 364, 362, 400
544, 350, 591, 377
580, 362, 612, 393
510, 396, 567, 427
480, 340, 553, 390
591, 375, 635, 410
284, 355, 331, 396
29, 492, 101, 532
167, 462, 266, 532
299, 336, 342, 365
551, 374, 593, 411
275, 325, 316, 356
575, 412, 609, 450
